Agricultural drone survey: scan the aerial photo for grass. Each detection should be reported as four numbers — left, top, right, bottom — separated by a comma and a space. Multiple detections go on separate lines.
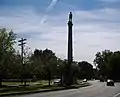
0, 80, 91, 96
0, 85, 58, 92
0, 84, 65, 96
2, 80, 49, 85
0, 80, 63, 94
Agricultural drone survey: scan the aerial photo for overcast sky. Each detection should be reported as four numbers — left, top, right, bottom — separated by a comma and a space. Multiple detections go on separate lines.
0, 0, 120, 64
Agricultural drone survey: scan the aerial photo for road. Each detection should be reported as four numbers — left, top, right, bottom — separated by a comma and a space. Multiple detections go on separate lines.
13, 80, 120, 97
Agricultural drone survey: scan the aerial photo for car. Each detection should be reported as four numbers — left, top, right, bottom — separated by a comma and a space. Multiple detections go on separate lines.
106, 79, 114, 86
83, 79, 87, 82
53, 79, 61, 85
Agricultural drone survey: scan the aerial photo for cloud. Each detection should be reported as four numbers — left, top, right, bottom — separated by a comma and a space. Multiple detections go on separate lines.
47, 0, 59, 11
0, 7, 120, 64
41, 0, 59, 24
99, 0, 119, 2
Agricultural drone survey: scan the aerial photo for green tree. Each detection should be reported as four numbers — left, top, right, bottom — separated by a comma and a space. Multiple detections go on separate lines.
78, 61, 93, 80
10, 52, 21, 79
30, 49, 43, 80
42, 49, 58, 86
107, 51, 120, 80
93, 50, 113, 78
0, 28, 16, 87
71, 61, 79, 84
30, 48, 58, 86
93, 68, 99, 79
93, 50, 120, 80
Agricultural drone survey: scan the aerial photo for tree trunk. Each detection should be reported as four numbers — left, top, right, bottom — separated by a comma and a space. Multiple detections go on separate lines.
60, 75, 63, 85
21, 78, 23, 84
24, 79, 27, 87
48, 70, 51, 86
0, 78, 2, 87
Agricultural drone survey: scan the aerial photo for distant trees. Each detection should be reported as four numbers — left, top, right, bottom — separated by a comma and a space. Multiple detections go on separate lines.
78, 61, 94, 80
1, 27, 120, 86
108, 51, 120, 80
94, 50, 120, 81
30, 49, 43, 80
30, 49, 58, 85
0, 28, 103, 87
18, 47, 95, 84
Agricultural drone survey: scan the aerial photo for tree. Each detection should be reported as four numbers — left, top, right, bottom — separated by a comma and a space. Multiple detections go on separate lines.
78, 61, 93, 80
30, 48, 58, 86
30, 49, 43, 80
71, 61, 79, 84
0, 28, 16, 87
107, 51, 120, 80
56, 59, 69, 85
94, 50, 120, 80
42, 49, 58, 86
9, 51, 21, 79
93, 68, 99, 79
93, 50, 113, 78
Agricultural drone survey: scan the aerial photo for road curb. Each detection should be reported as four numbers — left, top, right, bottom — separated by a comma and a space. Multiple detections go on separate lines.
0, 83, 91, 96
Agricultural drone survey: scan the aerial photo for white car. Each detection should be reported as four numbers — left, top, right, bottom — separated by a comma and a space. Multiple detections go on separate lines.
53, 79, 61, 85
83, 79, 87, 82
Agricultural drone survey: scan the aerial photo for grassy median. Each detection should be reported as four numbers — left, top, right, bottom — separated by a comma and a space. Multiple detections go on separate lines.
0, 80, 91, 96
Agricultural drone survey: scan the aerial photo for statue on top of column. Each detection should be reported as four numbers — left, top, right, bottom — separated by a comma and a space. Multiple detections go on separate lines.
69, 12, 72, 22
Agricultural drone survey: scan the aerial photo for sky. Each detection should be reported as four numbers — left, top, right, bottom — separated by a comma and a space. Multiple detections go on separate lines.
0, 0, 120, 64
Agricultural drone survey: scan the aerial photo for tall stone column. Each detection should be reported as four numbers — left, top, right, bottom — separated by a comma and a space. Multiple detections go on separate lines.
64, 12, 73, 86
68, 12, 73, 66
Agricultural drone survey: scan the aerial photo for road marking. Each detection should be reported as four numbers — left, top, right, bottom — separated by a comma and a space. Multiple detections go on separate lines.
114, 93, 120, 97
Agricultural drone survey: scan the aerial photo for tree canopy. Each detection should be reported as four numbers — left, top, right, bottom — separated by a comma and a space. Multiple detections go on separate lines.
0, 28, 16, 86
78, 61, 94, 80
94, 50, 120, 81
2, 28, 119, 87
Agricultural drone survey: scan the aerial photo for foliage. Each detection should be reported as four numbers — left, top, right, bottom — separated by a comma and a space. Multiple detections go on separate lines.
94, 50, 120, 80
0, 28, 103, 87
78, 61, 94, 80
0, 28, 16, 86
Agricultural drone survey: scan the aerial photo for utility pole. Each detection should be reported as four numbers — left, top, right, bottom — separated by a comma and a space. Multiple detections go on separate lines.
18, 38, 27, 86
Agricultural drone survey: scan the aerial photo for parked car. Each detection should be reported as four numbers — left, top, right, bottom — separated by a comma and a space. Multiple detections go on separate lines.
53, 79, 61, 85
106, 79, 114, 86
83, 79, 87, 82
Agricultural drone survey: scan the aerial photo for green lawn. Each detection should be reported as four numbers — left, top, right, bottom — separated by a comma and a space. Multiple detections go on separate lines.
0, 83, 65, 96
0, 80, 60, 94
0, 80, 91, 96
2, 80, 49, 85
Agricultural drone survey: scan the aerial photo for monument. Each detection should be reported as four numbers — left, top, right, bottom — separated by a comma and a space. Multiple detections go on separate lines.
68, 12, 73, 66
64, 12, 73, 86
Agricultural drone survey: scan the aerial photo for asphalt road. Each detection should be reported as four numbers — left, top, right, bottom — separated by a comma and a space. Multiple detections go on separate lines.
13, 80, 120, 97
